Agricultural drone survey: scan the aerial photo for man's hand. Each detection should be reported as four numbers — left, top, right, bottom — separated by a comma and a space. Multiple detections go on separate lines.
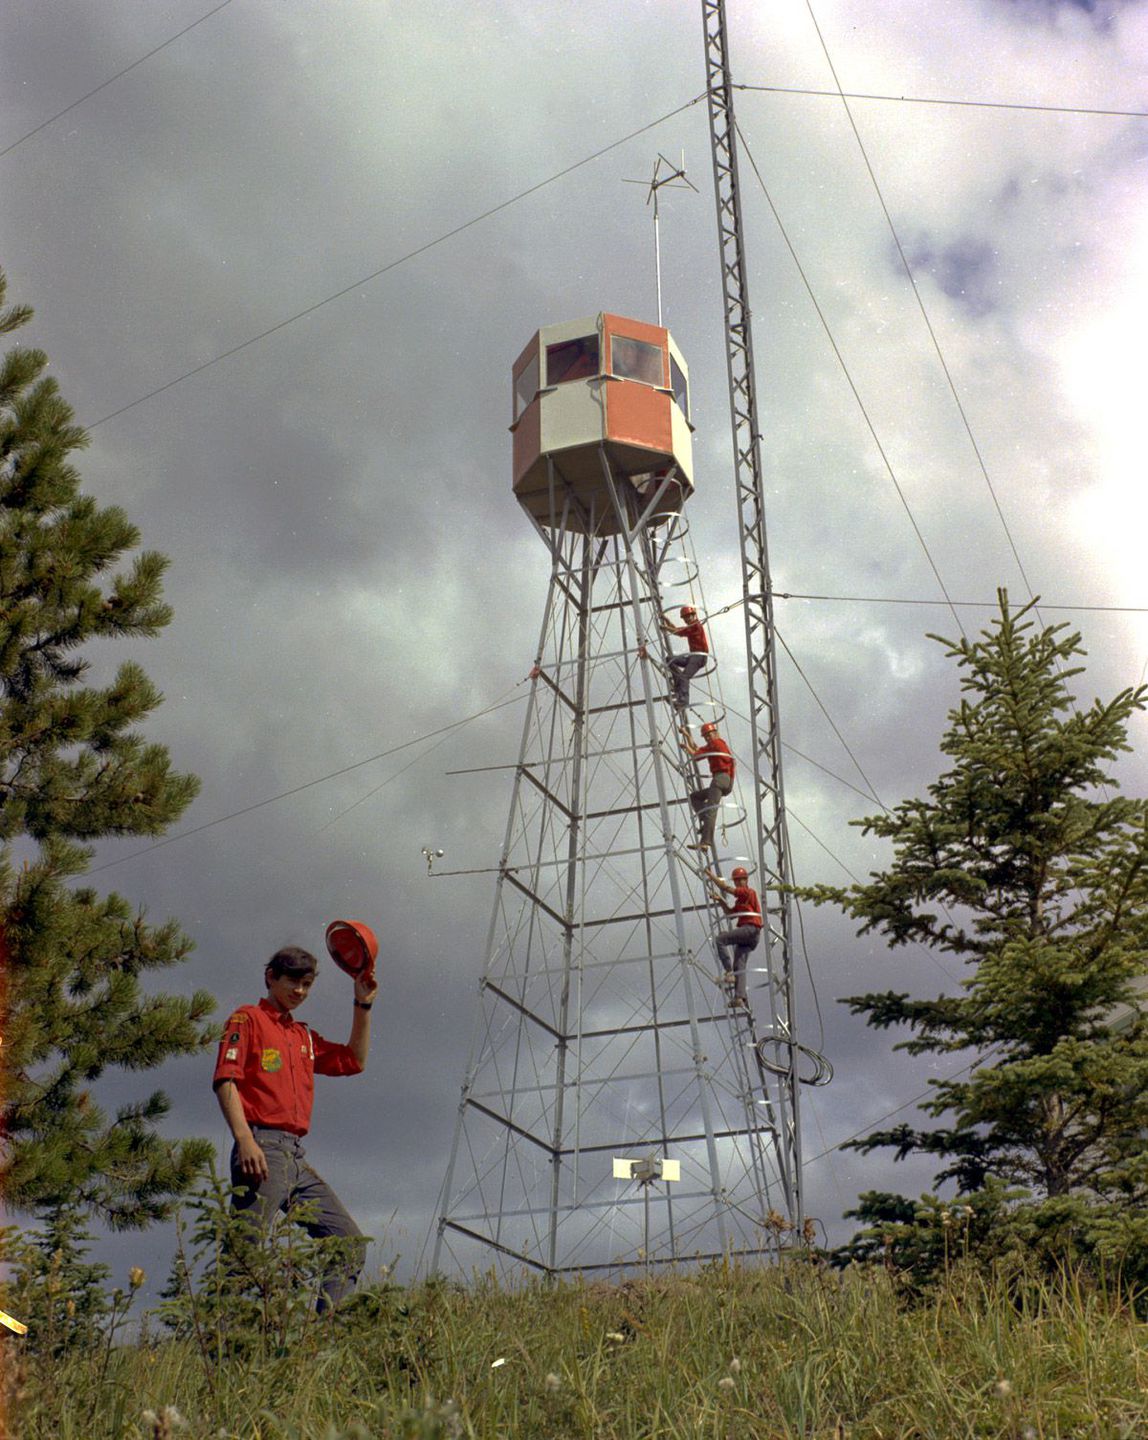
353, 973, 379, 1007
235, 1133, 269, 1182
216, 1080, 268, 1178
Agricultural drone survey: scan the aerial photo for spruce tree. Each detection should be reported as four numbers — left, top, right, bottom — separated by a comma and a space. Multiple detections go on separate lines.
0, 269, 214, 1228
1, 1202, 112, 1356
803, 593, 1148, 1277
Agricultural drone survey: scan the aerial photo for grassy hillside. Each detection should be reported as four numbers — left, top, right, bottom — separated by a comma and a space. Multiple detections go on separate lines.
9, 1258, 1148, 1439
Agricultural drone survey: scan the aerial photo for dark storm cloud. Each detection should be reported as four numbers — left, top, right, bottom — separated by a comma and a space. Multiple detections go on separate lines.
996, 0, 1141, 28
901, 234, 1001, 318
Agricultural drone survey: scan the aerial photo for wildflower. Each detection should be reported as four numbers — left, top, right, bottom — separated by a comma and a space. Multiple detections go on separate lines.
718, 1376, 736, 1394
940, 1209, 953, 1228
491, 1356, 507, 1369
993, 1379, 1013, 1399
142, 1410, 186, 1439
129, 1265, 147, 1290
65, 1299, 76, 1319
544, 1372, 561, 1393
438, 1400, 463, 1439
728, 1357, 742, 1375
605, 1331, 626, 1343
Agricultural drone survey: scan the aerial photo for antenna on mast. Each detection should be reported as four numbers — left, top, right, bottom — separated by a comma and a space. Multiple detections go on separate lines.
623, 153, 698, 326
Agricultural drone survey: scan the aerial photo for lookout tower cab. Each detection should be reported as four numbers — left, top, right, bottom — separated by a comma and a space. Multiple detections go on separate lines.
511, 313, 693, 534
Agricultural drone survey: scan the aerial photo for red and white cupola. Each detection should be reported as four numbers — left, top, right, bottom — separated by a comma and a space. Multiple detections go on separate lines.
510, 313, 693, 534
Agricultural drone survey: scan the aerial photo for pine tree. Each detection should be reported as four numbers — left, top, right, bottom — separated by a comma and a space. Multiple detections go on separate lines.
1, 1202, 112, 1356
0, 269, 214, 1228
802, 593, 1148, 1277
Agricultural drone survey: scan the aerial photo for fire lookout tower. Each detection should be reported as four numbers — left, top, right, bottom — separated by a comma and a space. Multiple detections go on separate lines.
432, 312, 808, 1278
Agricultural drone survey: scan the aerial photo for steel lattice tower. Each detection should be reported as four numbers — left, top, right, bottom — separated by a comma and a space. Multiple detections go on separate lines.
701, 0, 805, 1225
432, 315, 794, 1277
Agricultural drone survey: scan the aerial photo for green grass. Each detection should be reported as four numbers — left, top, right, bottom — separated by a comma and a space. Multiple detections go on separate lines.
12, 1259, 1148, 1439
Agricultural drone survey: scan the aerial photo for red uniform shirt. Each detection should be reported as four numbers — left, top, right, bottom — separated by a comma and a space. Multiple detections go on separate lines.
212, 997, 362, 1136
672, 620, 709, 654
731, 884, 763, 928
696, 735, 734, 778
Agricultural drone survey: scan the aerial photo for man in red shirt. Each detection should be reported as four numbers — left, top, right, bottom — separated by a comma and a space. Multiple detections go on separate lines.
213, 944, 378, 1313
680, 720, 735, 851
661, 604, 710, 708
707, 865, 763, 1011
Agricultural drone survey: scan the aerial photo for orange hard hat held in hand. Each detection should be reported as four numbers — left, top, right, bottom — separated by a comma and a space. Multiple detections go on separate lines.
325, 920, 379, 984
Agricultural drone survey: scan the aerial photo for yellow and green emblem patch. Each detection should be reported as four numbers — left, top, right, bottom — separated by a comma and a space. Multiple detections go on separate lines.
260, 1048, 283, 1073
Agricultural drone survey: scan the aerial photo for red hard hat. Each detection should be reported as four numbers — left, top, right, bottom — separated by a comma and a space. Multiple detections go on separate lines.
731, 866, 749, 881
325, 920, 378, 982
680, 605, 696, 619
701, 721, 718, 736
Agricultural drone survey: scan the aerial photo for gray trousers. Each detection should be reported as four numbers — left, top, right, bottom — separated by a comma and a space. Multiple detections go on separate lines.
690, 771, 733, 847
668, 651, 707, 706
231, 1126, 365, 1314
716, 924, 761, 1002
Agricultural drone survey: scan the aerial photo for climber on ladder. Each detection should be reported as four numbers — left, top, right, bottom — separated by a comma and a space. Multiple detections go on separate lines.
680, 720, 734, 852
661, 603, 710, 708
706, 866, 762, 1012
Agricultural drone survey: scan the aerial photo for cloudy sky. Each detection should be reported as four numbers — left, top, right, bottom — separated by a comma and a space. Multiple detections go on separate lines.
3, 0, 1148, 1292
